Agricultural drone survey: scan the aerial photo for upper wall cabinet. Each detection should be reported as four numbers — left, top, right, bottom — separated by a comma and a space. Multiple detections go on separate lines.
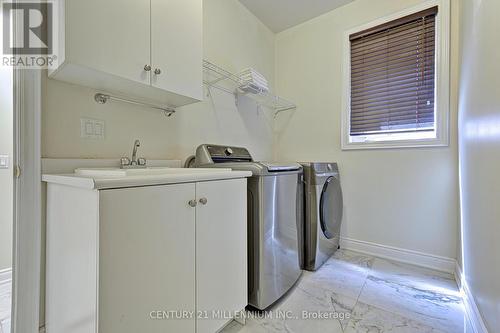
49, 0, 203, 107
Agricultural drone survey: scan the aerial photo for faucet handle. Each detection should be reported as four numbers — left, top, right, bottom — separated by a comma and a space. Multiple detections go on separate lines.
120, 157, 130, 167
138, 158, 147, 166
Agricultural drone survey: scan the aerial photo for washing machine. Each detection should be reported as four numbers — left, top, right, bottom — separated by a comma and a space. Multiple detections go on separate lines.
192, 144, 304, 310
300, 162, 343, 271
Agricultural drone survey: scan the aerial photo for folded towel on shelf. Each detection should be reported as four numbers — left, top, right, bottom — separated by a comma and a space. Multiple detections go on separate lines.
238, 68, 269, 93
239, 68, 268, 84
239, 82, 269, 94
240, 74, 268, 87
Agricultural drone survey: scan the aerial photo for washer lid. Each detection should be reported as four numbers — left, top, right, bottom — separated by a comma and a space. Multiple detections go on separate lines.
261, 162, 301, 172
319, 176, 343, 239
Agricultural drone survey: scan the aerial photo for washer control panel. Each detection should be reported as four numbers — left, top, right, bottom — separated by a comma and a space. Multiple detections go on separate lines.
203, 145, 253, 163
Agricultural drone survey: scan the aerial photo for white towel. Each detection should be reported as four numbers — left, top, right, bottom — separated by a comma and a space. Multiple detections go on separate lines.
239, 82, 269, 94
240, 77, 268, 90
238, 68, 269, 94
240, 78, 269, 91
240, 69, 267, 80
240, 74, 268, 86
239, 68, 268, 84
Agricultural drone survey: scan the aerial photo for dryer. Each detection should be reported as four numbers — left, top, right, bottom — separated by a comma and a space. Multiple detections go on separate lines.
300, 163, 343, 271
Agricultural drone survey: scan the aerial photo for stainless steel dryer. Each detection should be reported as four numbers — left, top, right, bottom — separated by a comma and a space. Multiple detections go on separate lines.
300, 163, 343, 271
192, 144, 303, 310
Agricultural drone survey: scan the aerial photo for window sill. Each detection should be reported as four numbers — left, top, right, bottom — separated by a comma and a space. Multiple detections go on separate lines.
341, 137, 449, 150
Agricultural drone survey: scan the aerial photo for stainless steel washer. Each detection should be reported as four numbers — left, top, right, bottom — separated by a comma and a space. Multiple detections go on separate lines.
192, 145, 303, 310
300, 163, 343, 271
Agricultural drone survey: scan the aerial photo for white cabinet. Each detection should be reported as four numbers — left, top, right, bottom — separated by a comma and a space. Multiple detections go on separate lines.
151, 0, 203, 100
50, 0, 202, 107
196, 181, 247, 333
99, 184, 197, 333
61, 0, 151, 86
45, 179, 247, 333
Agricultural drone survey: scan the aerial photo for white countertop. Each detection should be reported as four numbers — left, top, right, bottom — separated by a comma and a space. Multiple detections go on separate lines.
42, 168, 252, 190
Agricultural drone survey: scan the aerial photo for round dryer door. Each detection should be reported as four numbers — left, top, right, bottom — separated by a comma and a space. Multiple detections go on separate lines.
319, 176, 343, 239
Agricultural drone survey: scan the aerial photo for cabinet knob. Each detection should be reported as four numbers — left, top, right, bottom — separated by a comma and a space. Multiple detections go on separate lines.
199, 198, 208, 205
154, 68, 162, 75
188, 199, 197, 208
144, 65, 152, 72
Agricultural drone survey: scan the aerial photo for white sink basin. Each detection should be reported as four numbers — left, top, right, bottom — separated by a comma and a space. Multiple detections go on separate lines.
75, 167, 229, 177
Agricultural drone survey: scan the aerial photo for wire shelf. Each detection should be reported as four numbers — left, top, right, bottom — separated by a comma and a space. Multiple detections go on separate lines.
203, 60, 296, 116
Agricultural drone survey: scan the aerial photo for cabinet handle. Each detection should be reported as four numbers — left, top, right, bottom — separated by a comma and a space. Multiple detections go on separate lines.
144, 65, 152, 72
199, 198, 208, 205
188, 199, 197, 208
154, 68, 162, 75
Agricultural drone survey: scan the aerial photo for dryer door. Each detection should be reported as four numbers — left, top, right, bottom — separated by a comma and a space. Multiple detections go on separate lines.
319, 176, 343, 239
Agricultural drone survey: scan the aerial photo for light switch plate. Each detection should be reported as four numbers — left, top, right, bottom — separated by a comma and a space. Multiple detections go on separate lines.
80, 118, 105, 139
0, 155, 9, 169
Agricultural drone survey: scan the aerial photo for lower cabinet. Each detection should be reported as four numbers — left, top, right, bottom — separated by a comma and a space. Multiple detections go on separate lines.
45, 179, 247, 333
196, 180, 247, 333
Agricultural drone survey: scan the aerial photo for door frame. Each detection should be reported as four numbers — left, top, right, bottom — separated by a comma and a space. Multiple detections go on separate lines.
11, 67, 43, 333
8, 1, 47, 331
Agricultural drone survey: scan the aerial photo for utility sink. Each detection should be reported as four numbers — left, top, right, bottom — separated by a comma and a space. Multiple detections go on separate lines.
75, 167, 229, 177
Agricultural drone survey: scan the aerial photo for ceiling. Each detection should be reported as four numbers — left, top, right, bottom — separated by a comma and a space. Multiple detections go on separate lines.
239, 0, 355, 33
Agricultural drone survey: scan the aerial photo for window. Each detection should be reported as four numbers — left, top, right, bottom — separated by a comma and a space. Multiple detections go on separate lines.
342, 1, 450, 149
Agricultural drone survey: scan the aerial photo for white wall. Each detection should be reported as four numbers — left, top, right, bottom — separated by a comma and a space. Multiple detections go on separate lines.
0, 65, 13, 271
42, 0, 276, 163
459, 0, 500, 330
275, 0, 460, 259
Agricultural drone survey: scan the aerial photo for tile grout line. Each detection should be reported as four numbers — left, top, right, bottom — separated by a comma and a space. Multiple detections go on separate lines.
341, 257, 373, 332
351, 254, 463, 332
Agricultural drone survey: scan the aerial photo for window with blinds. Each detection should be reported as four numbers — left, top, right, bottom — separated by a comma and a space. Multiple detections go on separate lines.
349, 7, 438, 138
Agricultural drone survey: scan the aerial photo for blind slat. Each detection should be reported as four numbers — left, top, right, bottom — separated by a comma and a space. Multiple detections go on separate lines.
352, 56, 435, 76
351, 118, 435, 130
351, 106, 435, 120
351, 99, 434, 116
350, 7, 438, 40
349, 9, 437, 136
352, 77, 435, 98
352, 90, 434, 108
352, 52, 435, 73
351, 44, 435, 69
351, 29, 435, 56
351, 47, 435, 72
351, 114, 435, 127
351, 119, 435, 131
352, 106, 435, 119
351, 64, 435, 86
351, 128, 434, 136
351, 23, 435, 52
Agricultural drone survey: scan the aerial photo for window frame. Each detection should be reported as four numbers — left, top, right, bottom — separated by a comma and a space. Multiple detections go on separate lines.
341, 0, 450, 150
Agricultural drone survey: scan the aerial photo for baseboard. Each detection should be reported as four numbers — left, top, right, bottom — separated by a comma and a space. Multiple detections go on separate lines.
340, 237, 456, 273
454, 261, 463, 289
340, 238, 489, 332
454, 263, 489, 333
0, 268, 12, 286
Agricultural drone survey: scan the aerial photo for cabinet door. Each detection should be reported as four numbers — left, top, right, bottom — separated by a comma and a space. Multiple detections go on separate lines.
196, 179, 248, 333
151, 0, 203, 100
65, 0, 151, 84
99, 184, 196, 333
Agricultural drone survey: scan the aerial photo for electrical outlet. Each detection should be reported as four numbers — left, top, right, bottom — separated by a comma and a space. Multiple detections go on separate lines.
80, 118, 105, 139
0, 155, 9, 169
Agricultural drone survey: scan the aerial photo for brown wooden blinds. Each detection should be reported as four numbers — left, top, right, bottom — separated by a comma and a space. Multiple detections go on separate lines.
349, 7, 438, 136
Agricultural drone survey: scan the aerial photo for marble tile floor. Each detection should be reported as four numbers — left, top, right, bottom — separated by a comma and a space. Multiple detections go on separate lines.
0, 281, 11, 333
222, 250, 472, 333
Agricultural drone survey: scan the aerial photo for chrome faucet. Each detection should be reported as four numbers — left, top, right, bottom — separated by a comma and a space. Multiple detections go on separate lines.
131, 139, 140, 165
121, 139, 147, 169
